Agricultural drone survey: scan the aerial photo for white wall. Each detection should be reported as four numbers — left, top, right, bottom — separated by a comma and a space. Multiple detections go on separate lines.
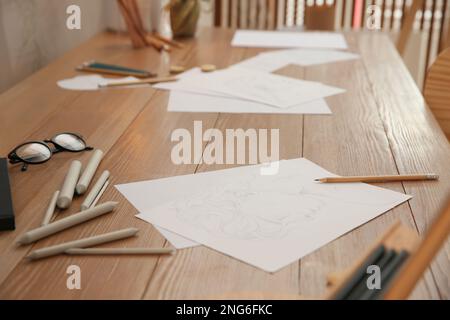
0, 0, 109, 93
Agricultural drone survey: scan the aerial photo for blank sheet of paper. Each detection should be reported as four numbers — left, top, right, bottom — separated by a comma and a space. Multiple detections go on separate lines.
233, 49, 360, 72
231, 30, 348, 49
156, 68, 345, 109
135, 159, 411, 272
168, 90, 332, 114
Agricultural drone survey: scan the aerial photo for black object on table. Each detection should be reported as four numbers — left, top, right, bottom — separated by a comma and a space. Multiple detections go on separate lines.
0, 158, 15, 230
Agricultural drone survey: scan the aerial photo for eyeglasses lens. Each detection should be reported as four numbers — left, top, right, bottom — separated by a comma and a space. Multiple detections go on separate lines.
53, 133, 86, 151
16, 143, 51, 163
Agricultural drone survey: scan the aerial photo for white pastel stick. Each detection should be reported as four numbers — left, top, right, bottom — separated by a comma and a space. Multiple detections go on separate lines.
17, 201, 118, 245
27, 228, 139, 260
42, 190, 60, 226
90, 180, 109, 209
64, 247, 175, 255
76, 149, 104, 195
57, 160, 82, 209
81, 170, 110, 211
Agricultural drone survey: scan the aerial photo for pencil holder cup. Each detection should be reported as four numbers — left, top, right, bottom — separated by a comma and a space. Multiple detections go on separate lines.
168, 0, 200, 38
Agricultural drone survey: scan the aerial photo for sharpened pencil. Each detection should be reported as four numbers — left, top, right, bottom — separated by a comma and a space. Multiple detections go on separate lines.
315, 174, 439, 183
98, 76, 177, 88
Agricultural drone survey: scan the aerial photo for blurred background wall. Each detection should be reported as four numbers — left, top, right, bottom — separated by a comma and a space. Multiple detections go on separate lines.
0, 0, 109, 93
0, 0, 215, 94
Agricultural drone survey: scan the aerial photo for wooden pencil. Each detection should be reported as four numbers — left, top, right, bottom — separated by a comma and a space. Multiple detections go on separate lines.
315, 174, 439, 183
152, 33, 184, 48
98, 76, 178, 88
146, 34, 169, 52
117, 0, 147, 48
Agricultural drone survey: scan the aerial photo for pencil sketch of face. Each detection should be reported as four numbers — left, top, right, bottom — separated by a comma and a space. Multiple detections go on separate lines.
170, 178, 327, 240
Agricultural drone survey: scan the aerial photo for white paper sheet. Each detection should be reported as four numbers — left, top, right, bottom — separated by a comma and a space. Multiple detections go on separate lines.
164, 69, 331, 114
231, 30, 348, 49
134, 158, 411, 272
57, 75, 140, 91
156, 68, 345, 109
116, 179, 199, 249
233, 49, 360, 72
168, 90, 332, 114
192, 68, 344, 109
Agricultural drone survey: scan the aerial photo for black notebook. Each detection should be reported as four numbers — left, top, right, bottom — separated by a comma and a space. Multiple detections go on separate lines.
0, 158, 15, 230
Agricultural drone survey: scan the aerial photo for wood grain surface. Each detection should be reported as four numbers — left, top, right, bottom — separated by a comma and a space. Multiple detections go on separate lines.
0, 28, 448, 299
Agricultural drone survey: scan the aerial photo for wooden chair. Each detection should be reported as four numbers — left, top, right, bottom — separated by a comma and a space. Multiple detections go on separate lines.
213, 0, 337, 30
214, 0, 280, 30
423, 48, 450, 140
214, 1, 449, 42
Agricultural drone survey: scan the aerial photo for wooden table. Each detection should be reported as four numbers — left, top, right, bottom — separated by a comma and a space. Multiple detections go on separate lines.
0, 28, 448, 300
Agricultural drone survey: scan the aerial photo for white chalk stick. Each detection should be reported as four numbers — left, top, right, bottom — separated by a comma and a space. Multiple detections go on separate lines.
76, 149, 104, 195
42, 190, 60, 226
90, 180, 109, 209
64, 247, 175, 255
81, 170, 110, 211
17, 201, 118, 245
57, 160, 82, 209
27, 228, 138, 260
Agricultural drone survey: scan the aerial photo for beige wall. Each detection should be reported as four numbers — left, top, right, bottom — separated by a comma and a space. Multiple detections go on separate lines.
0, 0, 109, 93
0, 0, 214, 94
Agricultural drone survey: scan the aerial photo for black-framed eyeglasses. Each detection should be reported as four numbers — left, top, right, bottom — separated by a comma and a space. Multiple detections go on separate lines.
8, 132, 93, 171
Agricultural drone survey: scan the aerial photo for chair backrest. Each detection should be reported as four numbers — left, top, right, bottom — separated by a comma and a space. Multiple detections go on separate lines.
214, 0, 279, 30
214, 1, 449, 44
423, 48, 450, 140
214, 0, 450, 89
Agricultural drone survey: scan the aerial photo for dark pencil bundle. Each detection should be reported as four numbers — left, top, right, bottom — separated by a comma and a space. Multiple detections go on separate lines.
332, 245, 410, 300
329, 198, 450, 300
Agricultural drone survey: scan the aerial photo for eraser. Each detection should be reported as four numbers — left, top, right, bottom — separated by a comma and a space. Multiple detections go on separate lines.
0, 158, 15, 231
